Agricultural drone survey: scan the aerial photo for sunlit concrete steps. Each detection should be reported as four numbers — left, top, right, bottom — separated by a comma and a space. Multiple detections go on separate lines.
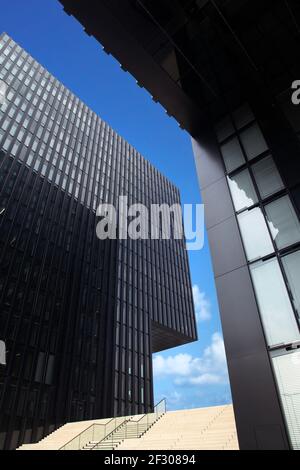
117, 405, 239, 451
81, 420, 146, 451
90, 422, 154, 451
17, 404, 238, 451
17, 416, 129, 451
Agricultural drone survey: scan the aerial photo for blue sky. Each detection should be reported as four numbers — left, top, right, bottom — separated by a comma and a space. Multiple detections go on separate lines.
0, 0, 232, 410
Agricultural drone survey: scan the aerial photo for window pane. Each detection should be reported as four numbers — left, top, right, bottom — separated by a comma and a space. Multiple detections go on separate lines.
233, 103, 255, 130
227, 169, 258, 212
265, 196, 300, 249
34, 352, 45, 382
45, 355, 55, 385
215, 115, 235, 142
238, 208, 274, 261
282, 250, 300, 316
252, 156, 284, 199
240, 123, 268, 160
272, 351, 300, 450
250, 258, 300, 347
220, 137, 245, 173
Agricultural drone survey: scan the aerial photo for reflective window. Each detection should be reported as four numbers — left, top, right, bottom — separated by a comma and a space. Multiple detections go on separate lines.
282, 250, 300, 316
141, 386, 144, 405
240, 123, 268, 160
265, 196, 300, 250
233, 104, 254, 129
220, 137, 245, 173
250, 258, 300, 347
34, 352, 45, 382
227, 169, 258, 212
252, 156, 284, 199
272, 351, 300, 450
215, 115, 235, 142
238, 207, 274, 261
45, 355, 55, 385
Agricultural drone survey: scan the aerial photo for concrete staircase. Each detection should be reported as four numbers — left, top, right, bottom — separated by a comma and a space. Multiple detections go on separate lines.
82, 419, 133, 451
83, 421, 155, 450
17, 416, 122, 451
17, 404, 238, 451
117, 405, 239, 451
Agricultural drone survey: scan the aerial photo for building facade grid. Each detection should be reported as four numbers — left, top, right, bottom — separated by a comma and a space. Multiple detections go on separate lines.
216, 103, 300, 449
0, 33, 196, 449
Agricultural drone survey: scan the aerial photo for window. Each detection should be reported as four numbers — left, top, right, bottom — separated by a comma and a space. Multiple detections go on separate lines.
238, 208, 274, 261
220, 137, 245, 173
233, 103, 255, 130
11, 142, 19, 156
240, 123, 268, 160
141, 386, 144, 405
35, 352, 45, 382
282, 250, 300, 316
252, 156, 284, 199
265, 196, 300, 250
45, 355, 55, 385
272, 351, 300, 450
227, 169, 258, 212
250, 258, 300, 347
215, 115, 234, 142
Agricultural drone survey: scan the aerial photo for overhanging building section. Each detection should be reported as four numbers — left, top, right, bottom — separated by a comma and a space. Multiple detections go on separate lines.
60, 0, 202, 136
59, 0, 300, 136
151, 320, 194, 353
59, 0, 300, 450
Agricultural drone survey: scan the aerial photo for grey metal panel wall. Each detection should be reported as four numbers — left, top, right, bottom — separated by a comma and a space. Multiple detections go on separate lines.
192, 134, 290, 450
0, 33, 197, 449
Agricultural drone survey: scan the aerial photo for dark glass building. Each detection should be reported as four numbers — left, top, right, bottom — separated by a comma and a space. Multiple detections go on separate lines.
0, 32, 197, 450
59, 0, 300, 449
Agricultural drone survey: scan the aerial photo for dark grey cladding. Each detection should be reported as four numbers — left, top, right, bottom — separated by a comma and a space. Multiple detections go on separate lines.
0, 33, 196, 450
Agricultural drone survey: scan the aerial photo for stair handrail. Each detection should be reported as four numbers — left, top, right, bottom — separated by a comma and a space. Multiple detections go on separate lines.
59, 410, 133, 450
90, 398, 166, 450
89, 416, 133, 450
127, 398, 166, 437
124, 398, 167, 444
60, 422, 106, 450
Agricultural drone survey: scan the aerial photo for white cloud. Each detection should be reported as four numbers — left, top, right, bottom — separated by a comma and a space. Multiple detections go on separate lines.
203, 332, 227, 368
186, 374, 223, 385
192, 285, 211, 322
153, 333, 228, 387
153, 353, 192, 377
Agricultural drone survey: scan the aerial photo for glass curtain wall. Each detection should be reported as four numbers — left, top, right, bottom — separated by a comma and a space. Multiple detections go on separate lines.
217, 103, 300, 449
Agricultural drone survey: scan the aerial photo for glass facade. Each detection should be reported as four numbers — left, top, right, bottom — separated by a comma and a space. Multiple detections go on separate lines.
250, 259, 300, 347
265, 196, 300, 250
237, 208, 274, 262
227, 169, 258, 212
282, 251, 300, 316
272, 350, 300, 450
217, 103, 300, 449
0, 33, 197, 449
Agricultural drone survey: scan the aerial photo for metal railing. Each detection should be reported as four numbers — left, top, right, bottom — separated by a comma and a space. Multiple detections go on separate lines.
60, 414, 131, 451
60, 399, 166, 450
91, 398, 166, 450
